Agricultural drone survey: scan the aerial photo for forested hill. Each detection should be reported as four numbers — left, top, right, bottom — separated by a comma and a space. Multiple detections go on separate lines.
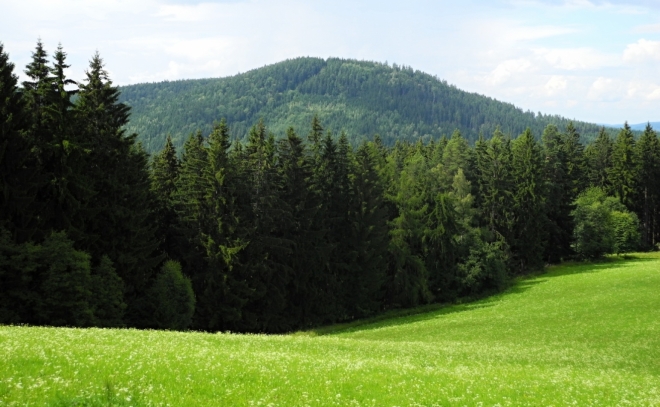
119, 57, 603, 153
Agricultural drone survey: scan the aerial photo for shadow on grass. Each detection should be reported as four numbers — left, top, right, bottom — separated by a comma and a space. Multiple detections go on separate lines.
546, 254, 655, 278
301, 253, 657, 337
304, 300, 497, 337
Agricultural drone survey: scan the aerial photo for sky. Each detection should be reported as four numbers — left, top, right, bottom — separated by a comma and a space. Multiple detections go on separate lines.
2, 0, 660, 125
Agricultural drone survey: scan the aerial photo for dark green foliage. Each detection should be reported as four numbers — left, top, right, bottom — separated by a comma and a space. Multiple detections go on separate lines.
585, 127, 613, 190
343, 143, 389, 317
475, 129, 515, 244
0, 230, 94, 326
145, 260, 195, 330
90, 256, 126, 327
541, 123, 586, 263
609, 123, 636, 208
511, 129, 546, 272
0, 42, 38, 243
150, 135, 180, 257
75, 53, 161, 319
118, 58, 604, 153
633, 124, 660, 248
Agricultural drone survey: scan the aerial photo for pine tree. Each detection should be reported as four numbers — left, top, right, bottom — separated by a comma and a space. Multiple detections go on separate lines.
511, 129, 546, 272
75, 52, 160, 324
541, 124, 573, 263
609, 123, 636, 208
150, 135, 181, 257
633, 124, 660, 248
23, 41, 88, 238
476, 129, 514, 246
562, 122, 586, 197
0, 42, 38, 243
277, 127, 328, 328
343, 142, 389, 317
585, 127, 613, 190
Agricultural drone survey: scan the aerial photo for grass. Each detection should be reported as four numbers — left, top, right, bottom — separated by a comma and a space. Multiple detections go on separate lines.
1, 253, 660, 406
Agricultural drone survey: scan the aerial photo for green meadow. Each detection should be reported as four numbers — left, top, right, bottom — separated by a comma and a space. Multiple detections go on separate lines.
1, 253, 659, 406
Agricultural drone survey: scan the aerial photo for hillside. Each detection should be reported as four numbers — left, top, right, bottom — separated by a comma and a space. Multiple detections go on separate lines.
2, 253, 659, 405
119, 57, 604, 153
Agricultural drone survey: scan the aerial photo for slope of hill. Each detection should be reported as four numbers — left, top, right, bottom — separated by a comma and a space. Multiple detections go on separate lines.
2, 253, 659, 405
119, 57, 604, 153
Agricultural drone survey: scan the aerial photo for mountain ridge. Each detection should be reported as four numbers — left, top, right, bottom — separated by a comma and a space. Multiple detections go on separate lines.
118, 57, 606, 153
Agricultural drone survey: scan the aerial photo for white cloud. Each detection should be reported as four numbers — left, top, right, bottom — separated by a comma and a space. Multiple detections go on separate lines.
545, 75, 568, 95
623, 39, 660, 62
164, 37, 243, 60
587, 77, 625, 101
487, 58, 534, 85
534, 47, 617, 70
156, 2, 228, 22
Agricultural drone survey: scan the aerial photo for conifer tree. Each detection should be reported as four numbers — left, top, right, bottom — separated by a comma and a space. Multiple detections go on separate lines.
151, 135, 181, 257
23, 41, 88, 238
277, 127, 328, 327
0, 43, 38, 243
75, 52, 160, 323
511, 129, 546, 271
541, 124, 573, 263
585, 127, 613, 190
476, 129, 514, 246
633, 124, 660, 248
609, 123, 637, 208
343, 142, 389, 317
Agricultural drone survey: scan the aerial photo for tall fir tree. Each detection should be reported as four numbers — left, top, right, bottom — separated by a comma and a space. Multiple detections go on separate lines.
74, 52, 160, 324
0, 43, 38, 243
541, 124, 574, 263
633, 124, 660, 248
150, 135, 181, 258
511, 129, 546, 272
585, 127, 613, 190
343, 142, 389, 317
476, 129, 514, 247
609, 123, 637, 208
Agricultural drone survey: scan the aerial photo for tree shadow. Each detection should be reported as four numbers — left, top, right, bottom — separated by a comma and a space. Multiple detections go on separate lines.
545, 255, 655, 278
312, 301, 497, 336
307, 254, 657, 337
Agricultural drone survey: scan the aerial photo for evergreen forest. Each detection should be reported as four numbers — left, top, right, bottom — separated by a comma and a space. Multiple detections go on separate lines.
119, 57, 607, 154
2, 42, 660, 333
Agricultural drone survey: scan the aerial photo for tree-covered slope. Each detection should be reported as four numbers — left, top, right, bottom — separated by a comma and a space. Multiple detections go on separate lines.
119, 57, 603, 153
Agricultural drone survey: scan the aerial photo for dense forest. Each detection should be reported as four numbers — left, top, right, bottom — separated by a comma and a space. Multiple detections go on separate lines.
2, 42, 659, 333
119, 57, 606, 154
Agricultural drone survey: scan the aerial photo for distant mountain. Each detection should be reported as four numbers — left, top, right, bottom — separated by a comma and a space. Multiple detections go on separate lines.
119, 57, 605, 153
600, 122, 660, 131
629, 122, 660, 131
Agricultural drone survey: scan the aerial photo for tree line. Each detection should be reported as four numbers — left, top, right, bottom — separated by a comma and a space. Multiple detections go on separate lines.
1, 42, 658, 333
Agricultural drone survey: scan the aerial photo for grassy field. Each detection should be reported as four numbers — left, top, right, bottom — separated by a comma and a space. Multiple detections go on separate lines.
1, 253, 660, 406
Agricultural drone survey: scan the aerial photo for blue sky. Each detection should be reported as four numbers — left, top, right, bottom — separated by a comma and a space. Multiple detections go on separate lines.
2, 0, 660, 124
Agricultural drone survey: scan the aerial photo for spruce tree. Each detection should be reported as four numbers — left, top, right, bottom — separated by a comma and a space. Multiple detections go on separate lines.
150, 135, 181, 257
585, 127, 613, 190
75, 52, 160, 323
609, 123, 637, 208
23, 41, 88, 238
476, 129, 514, 246
0, 43, 38, 243
541, 124, 573, 263
343, 143, 389, 318
277, 127, 328, 327
511, 129, 546, 272
633, 124, 660, 248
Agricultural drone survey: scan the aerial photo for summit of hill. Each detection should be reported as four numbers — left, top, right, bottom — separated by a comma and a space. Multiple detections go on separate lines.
119, 57, 604, 153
